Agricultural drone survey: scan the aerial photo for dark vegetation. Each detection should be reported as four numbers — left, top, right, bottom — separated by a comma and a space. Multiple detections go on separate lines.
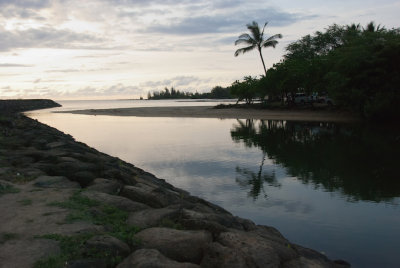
229, 22, 400, 121
231, 119, 400, 202
146, 21, 399, 121
147, 86, 232, 100
0, 99, 60, 113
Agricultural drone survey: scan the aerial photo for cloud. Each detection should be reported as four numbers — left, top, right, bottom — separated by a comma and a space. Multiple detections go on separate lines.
140, 75, 207, 90
0, 63, 34, 67
46, 69, 81, 73
61, 83, 142, 97
0, 0, 50, 9
143, 6, 317, 35
0, 26, 106, 51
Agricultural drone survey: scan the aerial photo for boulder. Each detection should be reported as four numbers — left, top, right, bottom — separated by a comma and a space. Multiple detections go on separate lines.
117, 249, 200, 268
179, 209, 254, 232
32, 175, 80, 189
84, 235, 131, 259
46, 141, 66, 149
127, 207, 180, 228
201, 242, 249, 268
215, 230, 298, 267
72, 171, 97, 186
65, 259, 107, 268
81, 191, 149, 212
121, 185, 182, 208
135, 227, 212, 264
86, 178, 122, 194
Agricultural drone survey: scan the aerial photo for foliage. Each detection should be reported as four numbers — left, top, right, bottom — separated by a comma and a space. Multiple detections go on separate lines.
229, 76, 261, 104
0, 183, 20, 196
38, 191, 141, 267
147, 86, 232, 100
229, 21, 400, 120
48, 191, 140, 246
18, 198, 32, 206
0, 232, 19, 244
234, 21, 282, 76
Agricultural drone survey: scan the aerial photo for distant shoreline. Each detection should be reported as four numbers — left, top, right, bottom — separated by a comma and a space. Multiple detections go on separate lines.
57, 105, 359, 122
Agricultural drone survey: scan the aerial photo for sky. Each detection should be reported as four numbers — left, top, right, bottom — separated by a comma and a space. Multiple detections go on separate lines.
0, 0, 399, 100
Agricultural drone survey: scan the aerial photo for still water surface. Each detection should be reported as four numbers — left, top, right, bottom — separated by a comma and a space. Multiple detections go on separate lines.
28, 100, 400, 268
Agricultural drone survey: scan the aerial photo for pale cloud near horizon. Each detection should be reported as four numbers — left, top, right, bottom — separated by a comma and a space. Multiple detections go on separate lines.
0, 0, 399, 99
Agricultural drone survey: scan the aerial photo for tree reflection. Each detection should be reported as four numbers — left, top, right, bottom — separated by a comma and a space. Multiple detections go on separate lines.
232, 119, 281, 200
231, 119, 400, 203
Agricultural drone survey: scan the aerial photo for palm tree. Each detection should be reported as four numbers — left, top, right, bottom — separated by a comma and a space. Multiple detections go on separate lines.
235, 21, 282, 76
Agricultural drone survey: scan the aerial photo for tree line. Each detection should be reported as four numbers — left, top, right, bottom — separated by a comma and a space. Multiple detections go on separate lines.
147, 86, 232, 100
231, 22, 400, 120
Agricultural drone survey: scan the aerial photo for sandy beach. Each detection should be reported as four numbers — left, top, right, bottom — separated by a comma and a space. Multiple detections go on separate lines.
60, 105, 358, 122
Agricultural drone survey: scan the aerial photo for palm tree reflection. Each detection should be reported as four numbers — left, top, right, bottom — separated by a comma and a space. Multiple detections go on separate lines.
230, 118, 400, 203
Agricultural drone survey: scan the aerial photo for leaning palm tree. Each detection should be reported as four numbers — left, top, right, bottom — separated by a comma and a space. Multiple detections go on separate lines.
234, 21, 282, 76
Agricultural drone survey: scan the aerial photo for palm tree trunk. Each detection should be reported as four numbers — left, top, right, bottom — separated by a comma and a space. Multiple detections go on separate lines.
258, 47, 267, 76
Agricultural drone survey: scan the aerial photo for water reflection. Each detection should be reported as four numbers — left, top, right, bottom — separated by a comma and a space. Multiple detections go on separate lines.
231, 119, 400, 203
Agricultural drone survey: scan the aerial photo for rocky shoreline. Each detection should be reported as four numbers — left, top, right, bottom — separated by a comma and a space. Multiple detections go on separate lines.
0, 100, 350, 267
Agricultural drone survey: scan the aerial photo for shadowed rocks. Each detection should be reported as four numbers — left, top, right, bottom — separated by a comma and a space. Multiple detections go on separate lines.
0, 101, 350, 267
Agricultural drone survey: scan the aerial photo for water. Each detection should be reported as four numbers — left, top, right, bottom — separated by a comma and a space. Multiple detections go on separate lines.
27, 100, 400, 268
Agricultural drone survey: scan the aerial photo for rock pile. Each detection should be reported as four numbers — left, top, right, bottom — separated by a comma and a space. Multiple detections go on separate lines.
0, 101, 350, 267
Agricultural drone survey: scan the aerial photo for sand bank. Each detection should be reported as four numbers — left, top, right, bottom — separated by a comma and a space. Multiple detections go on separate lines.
61, 105, 358, 122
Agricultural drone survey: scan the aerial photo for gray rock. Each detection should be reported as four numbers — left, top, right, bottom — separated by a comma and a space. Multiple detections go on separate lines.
117, 249, 200, 268
216, 230, 298, 267
127, 207, 180, 228
282, 244, 349, 268
81, 191, 149, 212
66, 259, 107, 268
135, 227, 212, 264
201, 242, 248, 268
72, 171, 97, 186
32, 175, 80, 189
84, 235, 131, 259
121, 185, 182, 208
86, 178, 122, 194
46, 141, 66, 149
179, 209, 255, 233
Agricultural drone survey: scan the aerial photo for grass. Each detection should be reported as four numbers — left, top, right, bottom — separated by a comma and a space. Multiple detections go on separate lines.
0, 183, 20, 196
34, 233, 94, 268
34, 232, 126, 268
37, 191, 141, 267
18, 198, 33, 206
47, 191, 140, 246
0, 232, 19, 244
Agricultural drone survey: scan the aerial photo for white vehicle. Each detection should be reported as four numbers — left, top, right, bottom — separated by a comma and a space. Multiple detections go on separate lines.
318, 93, 334, 105
294, 93, 312, 104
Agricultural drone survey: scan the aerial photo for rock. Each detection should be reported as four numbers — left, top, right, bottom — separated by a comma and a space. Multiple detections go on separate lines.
72, 171, 96, 186
201, 242, 248, 268
283, 244, 349, 268
178, 209, 256, 234
32, 175, 80, 189
127, 207, 180, 228
86, 178, 122, 194
58, 156, 80, 162
121, 184, 182, 208
135, 227, 212, 264
66, 259, 107, 268
215, 230, 298, 267
46, 141, 66, 149
117, 249, 200, 268
81, 191, 149, 212
84, 235, 131, 259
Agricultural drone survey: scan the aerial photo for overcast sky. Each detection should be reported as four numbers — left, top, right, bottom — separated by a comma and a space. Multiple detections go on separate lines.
0, 0, 399, 99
